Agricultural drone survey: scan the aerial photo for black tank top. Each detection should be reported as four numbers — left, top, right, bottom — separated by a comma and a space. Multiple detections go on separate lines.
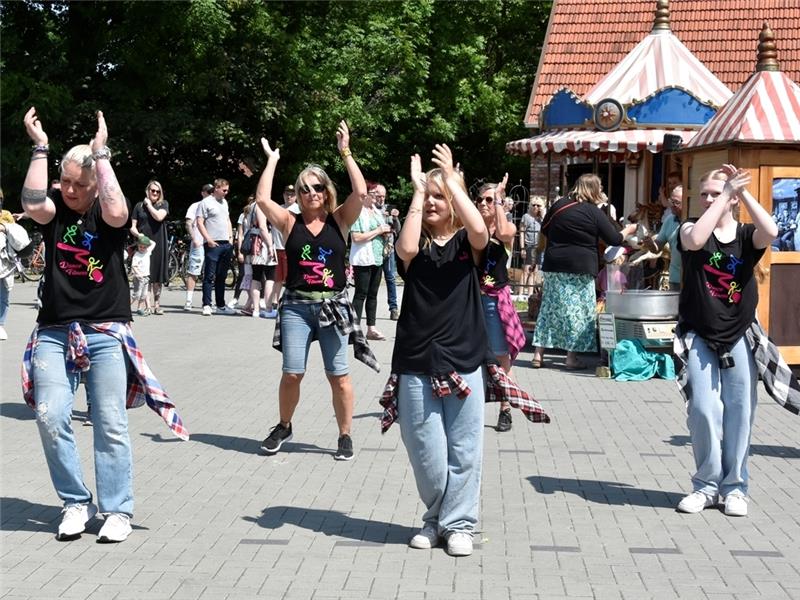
479, 235, 509, 290
285, 212, 347, 292
391, 229, 488, 375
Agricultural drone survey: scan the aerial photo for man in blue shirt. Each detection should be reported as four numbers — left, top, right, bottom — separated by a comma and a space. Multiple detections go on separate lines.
644, 185, 683, 290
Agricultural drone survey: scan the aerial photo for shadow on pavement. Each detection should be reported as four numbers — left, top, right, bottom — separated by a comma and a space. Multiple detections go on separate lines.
352, 411, 382, 420
243, 505, 416, 545
0, 402, 35, 421
1, 497, 61, 531
527, 476, 682, 508
666, 434, 800, 458
141, 432, 331, 456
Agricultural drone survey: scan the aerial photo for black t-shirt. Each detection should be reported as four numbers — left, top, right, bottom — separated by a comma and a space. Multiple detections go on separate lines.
285, 213, 347, 292
541, 197, 624, 276
391, 229, 488, 375
479, 235, 509, 290
678, 222, 765, 347
38, 190, 132, 325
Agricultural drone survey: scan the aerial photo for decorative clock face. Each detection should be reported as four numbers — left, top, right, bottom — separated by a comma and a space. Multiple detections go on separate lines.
595, 99, 624, 131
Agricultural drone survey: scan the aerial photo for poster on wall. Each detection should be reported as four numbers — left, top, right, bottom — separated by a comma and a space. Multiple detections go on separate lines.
771, 177, 800, 252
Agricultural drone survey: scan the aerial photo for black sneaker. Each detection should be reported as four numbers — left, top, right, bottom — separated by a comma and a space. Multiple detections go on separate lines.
334, 434, 354, 461
496, 409, 512, 432
389, 309, 400, 321
260, 423, 293, 454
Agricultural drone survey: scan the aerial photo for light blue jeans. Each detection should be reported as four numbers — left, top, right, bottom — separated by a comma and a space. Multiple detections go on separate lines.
686, 335, 757, 498
32, 327, 133, 515
280, 302, 349, 375
397, 367, 485, 536
0, 273, 12, 325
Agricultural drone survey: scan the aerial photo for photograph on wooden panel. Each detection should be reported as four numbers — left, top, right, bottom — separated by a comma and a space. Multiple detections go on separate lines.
771, 177, 800, 252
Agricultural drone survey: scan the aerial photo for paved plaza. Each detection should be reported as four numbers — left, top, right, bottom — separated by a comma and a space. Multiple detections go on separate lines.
2, 281, 800, 600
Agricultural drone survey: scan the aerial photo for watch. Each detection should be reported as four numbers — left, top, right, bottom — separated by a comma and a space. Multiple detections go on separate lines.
92, 146, 112, 161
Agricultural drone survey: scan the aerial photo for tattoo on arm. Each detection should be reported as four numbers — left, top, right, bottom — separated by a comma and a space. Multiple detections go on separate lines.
95, 160, 124, 206
21, 186, 47, 207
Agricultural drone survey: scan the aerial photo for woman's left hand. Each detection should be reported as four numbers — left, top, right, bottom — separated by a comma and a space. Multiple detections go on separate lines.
336, 120, 350, 152
495, 172, 509, 204
90, 110, 108, 153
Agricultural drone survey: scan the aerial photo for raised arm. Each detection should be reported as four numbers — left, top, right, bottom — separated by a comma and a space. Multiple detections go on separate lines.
431, 144, 488, 252
493, 173, 516, 243
396, 154, 426, 266
255, 138, 292, 240
332, 120, 367, 229
738, 179, 778, 249
21, 107, 56, 225
92, 111, 128, 228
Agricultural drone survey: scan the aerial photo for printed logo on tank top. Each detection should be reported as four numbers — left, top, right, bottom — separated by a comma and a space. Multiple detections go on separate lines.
480, 256, 497, 289
299, 243, 336, 288
57, 222, 104, 283
703, 251, 745, 304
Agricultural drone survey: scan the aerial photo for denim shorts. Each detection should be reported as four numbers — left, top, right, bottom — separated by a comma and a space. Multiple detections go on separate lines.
280, 301, 350, 375
481, 294, 509, 356
187, 244, 204, 276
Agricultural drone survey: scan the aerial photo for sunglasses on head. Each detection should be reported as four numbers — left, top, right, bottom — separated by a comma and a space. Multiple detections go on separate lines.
475, 196, 494, 205
300, 183, 326, 194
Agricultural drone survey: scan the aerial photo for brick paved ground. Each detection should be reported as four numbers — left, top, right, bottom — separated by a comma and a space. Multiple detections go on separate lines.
2, 281, 800, 600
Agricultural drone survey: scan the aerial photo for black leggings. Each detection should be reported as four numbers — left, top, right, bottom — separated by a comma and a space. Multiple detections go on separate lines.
352, 265, 383, 326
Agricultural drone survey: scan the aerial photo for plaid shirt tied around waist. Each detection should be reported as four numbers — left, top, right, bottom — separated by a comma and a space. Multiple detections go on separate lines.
380, 365, 550, 433
272, 289, 380, 372
673, 321, 800, 414
21, 321, 189, 440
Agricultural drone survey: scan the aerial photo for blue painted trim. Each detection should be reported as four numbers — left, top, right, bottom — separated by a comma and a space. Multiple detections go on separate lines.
542, 89, 594, 128
628, 88, 716, 126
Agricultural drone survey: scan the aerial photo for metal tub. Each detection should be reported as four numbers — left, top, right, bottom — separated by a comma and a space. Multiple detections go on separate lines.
604, 290, 679, 320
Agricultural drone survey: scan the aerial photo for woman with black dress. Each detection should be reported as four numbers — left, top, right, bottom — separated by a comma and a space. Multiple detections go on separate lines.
130, 180, 169, 314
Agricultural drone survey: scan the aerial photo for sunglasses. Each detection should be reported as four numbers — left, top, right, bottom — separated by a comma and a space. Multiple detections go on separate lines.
300, 183, 326, 194
149, 188, 161, 194
475, 196, 494, 205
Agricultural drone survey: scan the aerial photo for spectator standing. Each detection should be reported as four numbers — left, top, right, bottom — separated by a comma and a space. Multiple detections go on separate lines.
196, 179, 235, 316
519, 197, 545, 296
130, 180, 169, 315
268, 185, 298, 315
371, 183, 401, 320
130, 234, 155, 316
183, 183, 213, 310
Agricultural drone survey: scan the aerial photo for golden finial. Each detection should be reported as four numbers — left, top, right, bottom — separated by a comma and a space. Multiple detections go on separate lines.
757, 22, 780, 72
652, 0, 671, 32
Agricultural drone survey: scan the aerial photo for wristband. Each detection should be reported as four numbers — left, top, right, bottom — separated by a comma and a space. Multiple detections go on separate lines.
494, 199, 504, 206
32, 144, 49, 155
92, 146, 112, 161
339, 147, 352, 159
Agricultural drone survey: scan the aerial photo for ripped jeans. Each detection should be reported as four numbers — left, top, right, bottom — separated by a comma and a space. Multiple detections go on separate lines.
32, 326, 133, 516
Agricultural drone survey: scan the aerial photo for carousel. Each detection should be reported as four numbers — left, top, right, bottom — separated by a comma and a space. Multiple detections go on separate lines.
678, 23, 800, 364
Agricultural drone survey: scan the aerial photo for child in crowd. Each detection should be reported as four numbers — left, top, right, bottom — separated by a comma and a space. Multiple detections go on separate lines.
597, 245, 628, 298
131, 234, 155, 316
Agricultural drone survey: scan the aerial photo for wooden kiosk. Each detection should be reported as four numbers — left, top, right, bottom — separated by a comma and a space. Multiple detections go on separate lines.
677, 24, 800, 363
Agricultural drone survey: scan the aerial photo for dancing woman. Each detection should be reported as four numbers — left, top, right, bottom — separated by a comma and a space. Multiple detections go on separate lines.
254, 121, 378, 462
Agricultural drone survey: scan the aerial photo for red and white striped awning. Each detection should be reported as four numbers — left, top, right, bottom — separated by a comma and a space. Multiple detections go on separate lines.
585, 30, 732, 108
506, 128, 697, 157
685, 70, 800, 148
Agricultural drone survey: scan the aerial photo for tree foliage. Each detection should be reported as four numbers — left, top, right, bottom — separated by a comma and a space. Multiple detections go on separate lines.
1, 0, 551, 215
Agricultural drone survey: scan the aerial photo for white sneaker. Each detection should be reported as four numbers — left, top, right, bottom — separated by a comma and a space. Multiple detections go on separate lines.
57, 503, 98, 540
217, 305, 237, 315
0, 326, 7, 340
723, 493, 748, 517
202, 305, 212, 316
98, 513, 132, 543
183, 301, 192, 311
409, 523, 439, 549
677, 491, 717, 513
446, 531, 474, 556
226, 298, 237, 308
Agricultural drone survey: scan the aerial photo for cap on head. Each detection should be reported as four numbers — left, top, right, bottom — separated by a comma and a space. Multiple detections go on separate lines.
284, 184, 296, 194
604, 245, 626, 262
138, 234, 152, 247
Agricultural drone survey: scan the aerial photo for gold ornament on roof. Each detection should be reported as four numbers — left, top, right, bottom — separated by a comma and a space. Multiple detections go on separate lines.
652, 0, 671, 32
756, 22, 780, 72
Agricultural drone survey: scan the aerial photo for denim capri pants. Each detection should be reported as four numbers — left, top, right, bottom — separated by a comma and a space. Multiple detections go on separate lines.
280, 301, 350, 376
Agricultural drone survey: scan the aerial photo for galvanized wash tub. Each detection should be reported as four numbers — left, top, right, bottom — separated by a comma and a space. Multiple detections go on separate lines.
604, 290, 679, 321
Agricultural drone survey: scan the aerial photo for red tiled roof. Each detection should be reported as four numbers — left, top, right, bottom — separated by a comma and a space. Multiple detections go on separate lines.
525, 0, 800, 128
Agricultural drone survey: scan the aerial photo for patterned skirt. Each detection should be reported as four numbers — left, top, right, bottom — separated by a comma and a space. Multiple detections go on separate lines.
531, 271, 597, 353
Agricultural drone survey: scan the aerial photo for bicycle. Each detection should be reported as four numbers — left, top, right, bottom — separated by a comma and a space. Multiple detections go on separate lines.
15, 232, 45, 282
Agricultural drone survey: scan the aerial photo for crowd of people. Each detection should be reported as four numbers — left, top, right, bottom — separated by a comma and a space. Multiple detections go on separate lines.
7, 106, 799, 558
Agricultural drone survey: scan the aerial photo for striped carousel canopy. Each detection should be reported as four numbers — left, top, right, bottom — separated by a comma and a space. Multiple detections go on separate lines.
505, 128, 696, 157
685, 24, 800, 149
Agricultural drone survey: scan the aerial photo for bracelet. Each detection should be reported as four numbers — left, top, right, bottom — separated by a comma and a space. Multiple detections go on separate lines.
339, 147, 352, 159
92, 146, 112, 161
494, 199, 504, 206
31, 155, 48, 161
32, 144, 49, 155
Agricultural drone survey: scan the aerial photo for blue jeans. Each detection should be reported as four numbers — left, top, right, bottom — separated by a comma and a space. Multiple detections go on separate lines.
481, 295, 509, 356
686, 335, 757, 498
32, 327, 133, 515
382, 251, 398, 311
280, 302, 350, 375
202, 241, 232, 308
0, 274, 12, 325
397, 367, 484, 536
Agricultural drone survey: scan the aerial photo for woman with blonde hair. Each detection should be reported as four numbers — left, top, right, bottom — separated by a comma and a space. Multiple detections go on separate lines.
130, 179, 169, 314
531, 173, 635, 369
673, 165, 794, 517
254, 121, 378, 462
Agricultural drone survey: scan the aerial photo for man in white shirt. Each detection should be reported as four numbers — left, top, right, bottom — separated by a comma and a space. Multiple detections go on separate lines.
196, 178, 234, 315
183, 183, 213, 310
